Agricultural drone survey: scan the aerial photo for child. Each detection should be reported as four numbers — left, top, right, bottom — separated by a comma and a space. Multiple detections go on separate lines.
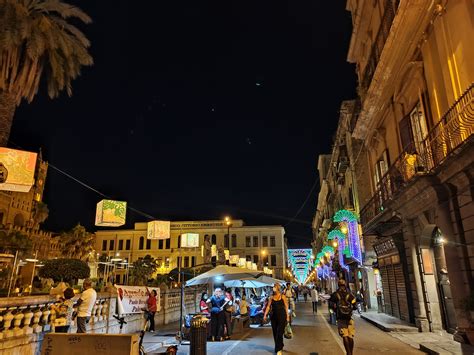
52, 287, 75, 333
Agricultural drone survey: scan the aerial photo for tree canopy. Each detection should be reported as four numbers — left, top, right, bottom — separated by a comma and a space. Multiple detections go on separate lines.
0, 230, 32, 255
38, 258, 90, 283
130, 255, 159, 286
59, 223, 95, 260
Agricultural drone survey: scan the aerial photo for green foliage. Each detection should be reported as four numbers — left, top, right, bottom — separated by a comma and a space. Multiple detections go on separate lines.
59, 223, 95, 260
38, 258, 90, 284
0, 0, 93, 103
0, 230, 32, 255
130, 255, 159, 286
102, 200, 126, 218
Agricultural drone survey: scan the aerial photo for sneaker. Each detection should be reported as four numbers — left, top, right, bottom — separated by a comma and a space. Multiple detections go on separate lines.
276, 351, 282, 355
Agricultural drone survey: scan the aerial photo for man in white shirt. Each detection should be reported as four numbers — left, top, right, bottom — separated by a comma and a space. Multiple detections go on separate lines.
76, 279, 97, 333
311, 287, 319, 314
284, 282, 296, 316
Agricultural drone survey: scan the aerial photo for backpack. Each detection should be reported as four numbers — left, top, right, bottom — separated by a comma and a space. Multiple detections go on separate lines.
336, 291, 352, 319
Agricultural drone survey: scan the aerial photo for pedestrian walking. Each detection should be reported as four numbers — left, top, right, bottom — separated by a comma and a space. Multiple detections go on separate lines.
51, 287, 75, 333
207, 288, 226, 341
311, 287, 319, 314
330, 279, 356, 355
284, 282, 296, 317
75, 279, 97, 333
303, 287, 308, 302
263, 283, 289, 355
146, 289, 158, 332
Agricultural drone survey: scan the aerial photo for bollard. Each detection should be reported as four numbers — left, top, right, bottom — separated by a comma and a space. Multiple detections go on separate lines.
190, 314, 209, 355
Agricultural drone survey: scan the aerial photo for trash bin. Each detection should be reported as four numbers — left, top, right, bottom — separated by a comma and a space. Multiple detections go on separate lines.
190, 314, 209, 355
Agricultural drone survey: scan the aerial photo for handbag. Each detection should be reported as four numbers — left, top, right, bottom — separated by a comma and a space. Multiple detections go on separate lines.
284, 323, 293, 339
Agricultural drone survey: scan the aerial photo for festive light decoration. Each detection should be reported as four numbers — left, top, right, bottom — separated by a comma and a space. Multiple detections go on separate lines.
287, 249, 312, 283
181, 233, 199, 247
147, 220, 171, 240
321, 245, 335, 255
328, 230, 345, 241
95, 199, 127, 227
0, 148, 37, 192
333, 209, 362, 264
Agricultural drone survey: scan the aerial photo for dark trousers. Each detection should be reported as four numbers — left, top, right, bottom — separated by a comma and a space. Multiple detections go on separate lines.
270, 316, 286, 353
76, 317, 89, 333
55, 325, 70, 333
312, 301, 318, 313
224, 311, 232, 336
147, 311, 156, 331
211, 312, 225, 339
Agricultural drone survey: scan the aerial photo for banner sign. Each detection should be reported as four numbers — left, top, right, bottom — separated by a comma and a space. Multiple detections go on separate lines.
115, 285, 161, 314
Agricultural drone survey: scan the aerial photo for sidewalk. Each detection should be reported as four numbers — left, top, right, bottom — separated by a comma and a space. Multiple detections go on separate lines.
359, 310, 474, 355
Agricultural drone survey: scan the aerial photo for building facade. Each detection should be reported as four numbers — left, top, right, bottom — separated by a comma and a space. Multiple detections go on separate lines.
95, 220, 286, 282
346, 0, 474, 343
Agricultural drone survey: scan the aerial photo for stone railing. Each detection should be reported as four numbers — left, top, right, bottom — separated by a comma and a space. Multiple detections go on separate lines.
0, 288, 201, 355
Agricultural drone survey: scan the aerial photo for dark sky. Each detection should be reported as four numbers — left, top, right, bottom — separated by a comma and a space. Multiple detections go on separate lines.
11, 1, 356, 247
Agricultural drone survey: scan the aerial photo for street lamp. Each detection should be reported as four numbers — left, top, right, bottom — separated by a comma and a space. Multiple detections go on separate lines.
225, 216, 232, 240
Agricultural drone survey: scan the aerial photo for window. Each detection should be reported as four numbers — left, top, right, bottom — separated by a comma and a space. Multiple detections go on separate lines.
231, 234, 237, 248
246, 255, 252, 262
271, 255, 277, 266
246, 237, 251, 247
211, 234, 217, 245
102, 240, 107, 251
165, 238, 170, 249
118, 240, 124, 250
184, 256, 189, 268
146, 239, 151, 250
109, 240, 115, 251
224, 234, 229, 248
270, 236, 275, 247
262, 236, 268, 247
253, 236, 258, 247
159, 240, 164, 249
139, 236, 144, 250
191, 256, 196, 267
253, 255, 259, 264
126, 240, 131, 250
263, 255, 268, 266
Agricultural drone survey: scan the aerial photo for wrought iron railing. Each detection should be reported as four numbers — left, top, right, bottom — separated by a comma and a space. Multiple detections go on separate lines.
360, 0, 399, 93
360, 83, 474, 227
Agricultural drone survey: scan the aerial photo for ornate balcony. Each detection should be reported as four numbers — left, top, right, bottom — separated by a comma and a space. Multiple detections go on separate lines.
361, 83, 474, 228
360, 0, 400, 95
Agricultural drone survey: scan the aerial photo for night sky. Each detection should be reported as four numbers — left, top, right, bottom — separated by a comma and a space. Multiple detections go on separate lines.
11, 1, 356, 247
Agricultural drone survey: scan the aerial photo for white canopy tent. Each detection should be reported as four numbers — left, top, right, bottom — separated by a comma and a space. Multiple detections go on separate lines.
185, 265, 262, 286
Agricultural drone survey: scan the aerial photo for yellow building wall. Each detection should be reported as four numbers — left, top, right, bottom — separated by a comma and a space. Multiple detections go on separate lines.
422, 0, 474, 122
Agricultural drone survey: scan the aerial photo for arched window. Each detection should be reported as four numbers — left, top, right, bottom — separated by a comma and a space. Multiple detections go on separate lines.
139, 236, 144, 250
211, 234, 217, 245
224, 234, 229, 248
231, 234, 237, 248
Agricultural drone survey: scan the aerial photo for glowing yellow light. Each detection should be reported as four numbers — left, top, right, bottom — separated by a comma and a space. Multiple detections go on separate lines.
340, 225, 348, 234
332, 241, 338, 247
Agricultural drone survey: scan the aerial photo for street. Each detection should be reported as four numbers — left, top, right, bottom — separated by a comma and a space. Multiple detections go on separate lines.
146, 300, 423, 355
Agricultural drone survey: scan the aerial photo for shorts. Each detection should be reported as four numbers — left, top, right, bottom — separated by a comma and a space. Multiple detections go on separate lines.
337, 319, 355, 338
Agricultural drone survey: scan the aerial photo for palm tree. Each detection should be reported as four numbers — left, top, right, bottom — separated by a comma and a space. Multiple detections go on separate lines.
59, 223, 95, 260
0, 0, 93, 146
32, 201, 49, 228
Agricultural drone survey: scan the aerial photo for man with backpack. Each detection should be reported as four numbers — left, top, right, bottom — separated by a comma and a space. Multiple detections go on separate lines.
330, 279, 356, 355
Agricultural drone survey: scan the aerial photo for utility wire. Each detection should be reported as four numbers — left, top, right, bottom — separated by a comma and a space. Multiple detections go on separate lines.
284, 172, 320, 228
8, 141, 156, 221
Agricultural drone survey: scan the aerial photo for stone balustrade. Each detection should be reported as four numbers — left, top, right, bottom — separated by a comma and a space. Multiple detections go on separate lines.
0, 287, 201, 355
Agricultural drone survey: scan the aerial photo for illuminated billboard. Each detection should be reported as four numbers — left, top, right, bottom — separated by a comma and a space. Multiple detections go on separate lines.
181, 233, 199, 248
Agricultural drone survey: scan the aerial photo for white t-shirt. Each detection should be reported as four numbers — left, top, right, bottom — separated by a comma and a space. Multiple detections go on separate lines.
311, 289, 319, 302
77, 288, 97, 317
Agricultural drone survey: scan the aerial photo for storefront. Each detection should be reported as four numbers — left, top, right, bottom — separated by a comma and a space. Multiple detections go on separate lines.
373, 236, 414, 323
